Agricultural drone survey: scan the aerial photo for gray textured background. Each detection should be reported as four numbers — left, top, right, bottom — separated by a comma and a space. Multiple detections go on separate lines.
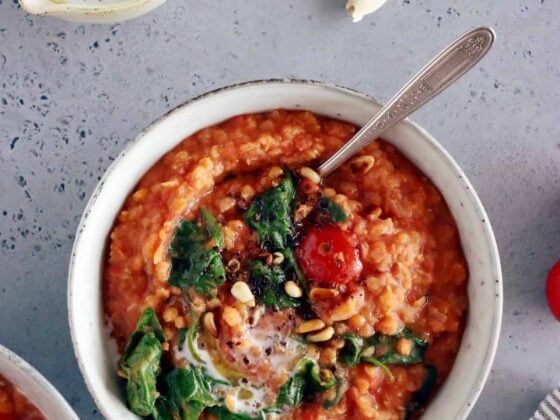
1, 1, 559, 419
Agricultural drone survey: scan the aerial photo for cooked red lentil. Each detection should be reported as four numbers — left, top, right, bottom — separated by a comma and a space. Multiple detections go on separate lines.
104, 110, 468, 419
0, 375, 45, 420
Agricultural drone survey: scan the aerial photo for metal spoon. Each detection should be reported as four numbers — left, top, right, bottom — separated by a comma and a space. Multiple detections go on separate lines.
317, 27, 495, 177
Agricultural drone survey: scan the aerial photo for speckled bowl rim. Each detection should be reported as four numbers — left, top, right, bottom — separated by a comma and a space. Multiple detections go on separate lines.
0, 344, 78, 419
68, 79, 503, 420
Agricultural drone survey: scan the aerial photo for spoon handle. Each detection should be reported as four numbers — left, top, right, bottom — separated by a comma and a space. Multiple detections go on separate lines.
317, 27, 495, 177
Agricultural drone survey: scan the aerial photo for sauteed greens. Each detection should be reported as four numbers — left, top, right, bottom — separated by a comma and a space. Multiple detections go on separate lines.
168, 207, 226, 298
117, 177, 439, 419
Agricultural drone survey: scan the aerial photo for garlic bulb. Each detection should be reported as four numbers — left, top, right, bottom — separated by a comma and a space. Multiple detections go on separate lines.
346, 0, 388, 22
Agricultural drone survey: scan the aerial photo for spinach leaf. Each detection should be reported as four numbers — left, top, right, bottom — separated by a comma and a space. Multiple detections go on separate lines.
154, 366, 220, 420
405, 365, 438, 419
341, 328, 428, 374
120, 308, 166, 417
245, 174, 297, 251
317, 197, 348, 223
361, 356, 394, 381
186, 315, 204, 364
152, 396, 175, 420
338, 333, 394, 380
369, 328, 428, 365
339, 333, 365, 367
245, 174, 307, 307
277, 359, 335, 408
169, 209, 226, 298
201, 207, 224, 250
249, 259, 299, 309
165, 367, 216, 406
177, 328, 187, 351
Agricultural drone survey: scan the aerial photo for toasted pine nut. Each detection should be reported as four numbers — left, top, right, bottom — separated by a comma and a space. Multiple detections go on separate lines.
296, 319, 326, 334
350, 155, 375, 174
299, 167, 321, 184
284, 281, 303, 298
203, 312, 218, 338
231, 281, 256, 307
272, 252, 285, 265
307, 326, 335, 343
310, 287, 340, 300
226, 258, 241, 272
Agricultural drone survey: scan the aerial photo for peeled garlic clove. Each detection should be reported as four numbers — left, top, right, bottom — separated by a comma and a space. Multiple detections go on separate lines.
346, 0, 388, 22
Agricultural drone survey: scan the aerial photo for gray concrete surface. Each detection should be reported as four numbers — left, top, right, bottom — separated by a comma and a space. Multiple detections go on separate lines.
1, 1, 559, 419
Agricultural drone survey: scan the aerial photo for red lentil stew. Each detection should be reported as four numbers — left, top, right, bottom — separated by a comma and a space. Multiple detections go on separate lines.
104, 110, 468, 419
0, 375, 45, 420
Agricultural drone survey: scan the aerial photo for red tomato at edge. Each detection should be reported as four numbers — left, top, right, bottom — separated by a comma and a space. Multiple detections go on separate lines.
297, 224, 362, 285
546, 260, 560, 320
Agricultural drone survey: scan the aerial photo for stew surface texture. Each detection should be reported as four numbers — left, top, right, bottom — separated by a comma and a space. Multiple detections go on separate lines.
104, 110, 468, 419
0, 375, 45, 420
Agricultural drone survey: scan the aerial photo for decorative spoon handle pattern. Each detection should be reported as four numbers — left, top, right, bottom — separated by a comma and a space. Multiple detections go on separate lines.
318, 27, 495, 177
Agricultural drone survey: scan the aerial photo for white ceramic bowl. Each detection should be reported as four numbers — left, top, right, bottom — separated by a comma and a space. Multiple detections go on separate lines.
0, 345, 77, 419
68, 80, 503, 420
19, 0, 166, 24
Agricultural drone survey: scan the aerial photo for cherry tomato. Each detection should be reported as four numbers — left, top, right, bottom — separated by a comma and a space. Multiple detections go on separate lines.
297, 224, 362, 285
546, 260, 560, 320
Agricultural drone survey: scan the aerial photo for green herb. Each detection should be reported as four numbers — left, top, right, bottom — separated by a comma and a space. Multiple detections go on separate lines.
369, 328, 428, 365
120, 308, 166, 416
152, 396, 175, 420
277, 359, 335, 408
177, 328, 187, 351
186, 316, 204, 364
361, 356, 395, 381
339, 333, 365, 367
249, 259, 299, 309
317, 197, 349, 223
165, 367, 216, 407
151, 366, 220, 420
339, 332, 390, 377
201, 207, 224, 250
245, 174, 307, 307
245, 174, 297, 251
405, 365, 438, 419
169, 209, 226, 298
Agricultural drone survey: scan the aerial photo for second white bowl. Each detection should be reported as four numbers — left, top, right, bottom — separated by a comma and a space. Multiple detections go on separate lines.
0, 345, 77, 419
